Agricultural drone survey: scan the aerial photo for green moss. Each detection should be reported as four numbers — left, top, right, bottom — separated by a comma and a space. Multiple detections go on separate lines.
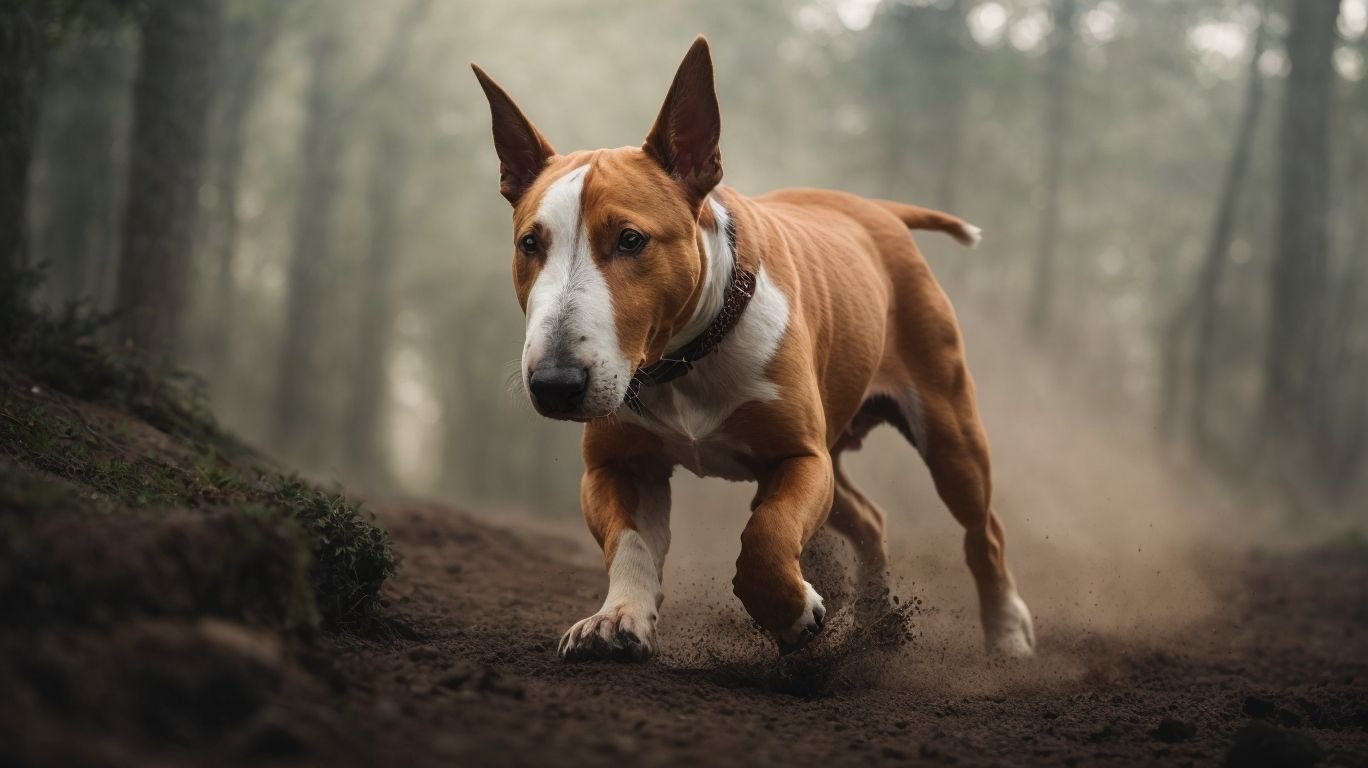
0, 399, 189, 510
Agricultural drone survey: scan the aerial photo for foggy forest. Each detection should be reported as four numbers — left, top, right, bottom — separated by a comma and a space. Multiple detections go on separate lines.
2, 0, 1367, 766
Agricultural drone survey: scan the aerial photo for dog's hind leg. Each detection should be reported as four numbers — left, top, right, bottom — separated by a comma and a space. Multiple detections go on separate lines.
826, 452, 892, 624
912, 377, 1035, 658
871, 217, 1033, 656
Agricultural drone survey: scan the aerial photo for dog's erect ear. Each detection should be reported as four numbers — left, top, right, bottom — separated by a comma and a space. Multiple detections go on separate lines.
472, 64, 556, 206
643, 36, 723, 207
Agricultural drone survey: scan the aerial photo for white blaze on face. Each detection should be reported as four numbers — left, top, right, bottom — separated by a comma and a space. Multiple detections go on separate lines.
522, 164, 632, 417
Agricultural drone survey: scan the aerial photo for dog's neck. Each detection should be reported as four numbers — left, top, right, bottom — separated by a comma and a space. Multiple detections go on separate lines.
623, 193, 757, 413
665, 195, 736, 351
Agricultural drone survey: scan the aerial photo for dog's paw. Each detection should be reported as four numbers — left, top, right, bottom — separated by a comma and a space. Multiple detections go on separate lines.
775, 581, 826, 654
558, 606, 656, 662
984, 591, 1035, 658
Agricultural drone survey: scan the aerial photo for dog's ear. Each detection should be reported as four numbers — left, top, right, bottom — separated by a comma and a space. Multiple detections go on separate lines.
472, 64, 556, 206
643, 36, 723, 208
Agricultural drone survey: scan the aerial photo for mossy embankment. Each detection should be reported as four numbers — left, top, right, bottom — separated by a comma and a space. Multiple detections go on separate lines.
0, 282, 396, 632
0, 281, 402, 764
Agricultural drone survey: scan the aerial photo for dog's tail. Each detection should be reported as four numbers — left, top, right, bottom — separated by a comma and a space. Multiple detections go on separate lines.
875, 200, 982, 248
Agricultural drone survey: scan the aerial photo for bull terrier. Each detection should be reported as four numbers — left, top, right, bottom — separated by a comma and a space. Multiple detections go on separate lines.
472, 36, 1034, 661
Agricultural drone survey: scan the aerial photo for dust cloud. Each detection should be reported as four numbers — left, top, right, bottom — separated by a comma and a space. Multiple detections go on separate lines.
643, 302, 1256, 690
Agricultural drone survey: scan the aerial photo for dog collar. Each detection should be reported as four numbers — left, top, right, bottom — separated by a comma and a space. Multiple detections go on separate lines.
624, 216, 755, 413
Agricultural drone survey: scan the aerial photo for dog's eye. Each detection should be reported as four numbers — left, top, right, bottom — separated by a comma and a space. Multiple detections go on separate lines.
616, 229, 647, 255
518, 233, 538, 256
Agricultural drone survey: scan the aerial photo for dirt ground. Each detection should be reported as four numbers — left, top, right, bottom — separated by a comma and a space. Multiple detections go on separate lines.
4, 474, 1367, 768
15, 496, 1353, 768
297, 502, 1368, 767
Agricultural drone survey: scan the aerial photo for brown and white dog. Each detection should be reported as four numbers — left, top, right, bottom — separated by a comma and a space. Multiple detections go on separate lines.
472, 37, 1035, 660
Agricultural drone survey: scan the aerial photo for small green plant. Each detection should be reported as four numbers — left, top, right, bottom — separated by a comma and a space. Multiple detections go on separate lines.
270, 478, 397, 622
1323, 529, 1368, 563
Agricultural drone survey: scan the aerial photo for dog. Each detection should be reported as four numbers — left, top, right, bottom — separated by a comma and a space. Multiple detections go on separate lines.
472, 36, 1035, 661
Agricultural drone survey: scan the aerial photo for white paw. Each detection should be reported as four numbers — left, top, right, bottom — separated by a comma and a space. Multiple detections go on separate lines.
558, 606, 657, 662
775, 581, 826, 653
985, 591, 1035, 658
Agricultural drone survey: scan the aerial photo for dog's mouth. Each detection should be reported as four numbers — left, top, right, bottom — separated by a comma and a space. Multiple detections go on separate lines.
531, 405, 622, 424
528, 395, 592, 422
535, 409, 593, 423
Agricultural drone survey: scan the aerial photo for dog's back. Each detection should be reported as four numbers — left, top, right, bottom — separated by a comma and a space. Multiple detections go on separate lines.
734, 185, 981, 410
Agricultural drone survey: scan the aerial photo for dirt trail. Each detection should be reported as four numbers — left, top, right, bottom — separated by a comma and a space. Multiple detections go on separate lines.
252, 501, 1367, 768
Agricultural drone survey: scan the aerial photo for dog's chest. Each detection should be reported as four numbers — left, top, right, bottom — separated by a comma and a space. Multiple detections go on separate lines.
627, 382, 758, 480
619, 266, 790, 480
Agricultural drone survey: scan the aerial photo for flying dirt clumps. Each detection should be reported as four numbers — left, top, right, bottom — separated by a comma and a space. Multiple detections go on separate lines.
774, 597, 925, 697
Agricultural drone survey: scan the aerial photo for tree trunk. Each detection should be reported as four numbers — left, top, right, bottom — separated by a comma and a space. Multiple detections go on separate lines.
440, 284, 505, 503
1321, 32, 1368, 490
271, 1, 428, 457
938, 0, 975, 290
874, 4, 918, 200
1158, 290, 1193, 442
342, 124, 407, 485
1189, 0, 1270, 449
1026, 0, 1076, 339
207, 9, 283, 379
0, 2, 50, 300
935, 0, 969, 217
114, 0, 220, 363
1263, 0, 1341, 491
32, 20, 134, 306
439, 359, 473, 499
271, 21, 343, 454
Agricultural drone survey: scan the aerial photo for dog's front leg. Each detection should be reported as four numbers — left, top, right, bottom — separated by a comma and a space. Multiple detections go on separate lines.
558, 461, 671, 662
733, 451, 835, 653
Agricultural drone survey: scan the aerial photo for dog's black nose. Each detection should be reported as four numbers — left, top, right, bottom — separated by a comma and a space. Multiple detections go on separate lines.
529, 365, 588, 414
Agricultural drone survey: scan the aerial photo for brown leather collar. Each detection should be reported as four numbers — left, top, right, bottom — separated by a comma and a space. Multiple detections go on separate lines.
625, 215, 755, 413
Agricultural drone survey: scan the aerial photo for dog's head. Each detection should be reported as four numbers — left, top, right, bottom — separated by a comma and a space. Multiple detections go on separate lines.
473, 37, 723, 421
